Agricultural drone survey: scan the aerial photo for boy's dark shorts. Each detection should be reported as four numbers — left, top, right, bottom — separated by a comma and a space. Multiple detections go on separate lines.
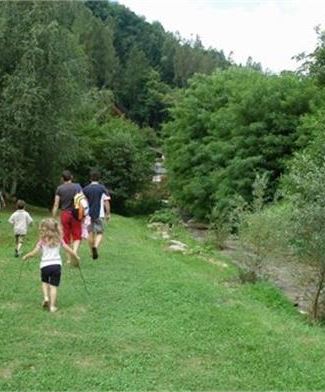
41, 265, 61, 287
88, 218, 104, 234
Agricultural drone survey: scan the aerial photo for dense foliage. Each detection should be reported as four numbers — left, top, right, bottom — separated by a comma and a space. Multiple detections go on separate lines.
0, 2, 88, 203
235, 30, 325, 319
164, 68, 318, 220
2, 0, 325, 235
0, 0, 229, 209
280, 140, 325, 320
74, 116, 154, 210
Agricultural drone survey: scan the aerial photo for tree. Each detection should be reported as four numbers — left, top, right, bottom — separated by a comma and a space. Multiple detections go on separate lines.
0, 2, 88, 203
297, 26, 325, 85
164, 68, 317, 221
116, 46, 152, 121
283, 152, 325, 321
72, 7, 118, 89
74, 116, 154, 212
173, 35, 228, 87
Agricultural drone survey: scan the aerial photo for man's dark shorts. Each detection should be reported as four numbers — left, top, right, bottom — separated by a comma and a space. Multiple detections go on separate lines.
41, 265, 61, 287
88, 218, 104, 234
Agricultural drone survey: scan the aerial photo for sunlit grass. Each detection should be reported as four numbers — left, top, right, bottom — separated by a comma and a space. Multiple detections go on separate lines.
1, 207, 325, 390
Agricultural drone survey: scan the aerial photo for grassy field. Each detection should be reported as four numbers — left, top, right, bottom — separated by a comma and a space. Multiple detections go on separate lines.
1, 207, 325, 391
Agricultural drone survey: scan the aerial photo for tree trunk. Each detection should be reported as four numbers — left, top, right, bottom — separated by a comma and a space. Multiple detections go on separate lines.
312, 266, 325, 321
10, 177, 17, 197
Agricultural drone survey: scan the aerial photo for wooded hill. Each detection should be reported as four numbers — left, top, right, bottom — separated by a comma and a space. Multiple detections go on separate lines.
1, 0, 325, 227
0, 0, 230, 208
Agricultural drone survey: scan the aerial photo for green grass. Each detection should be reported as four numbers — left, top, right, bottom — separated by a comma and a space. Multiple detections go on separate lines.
1, 207, 325, 390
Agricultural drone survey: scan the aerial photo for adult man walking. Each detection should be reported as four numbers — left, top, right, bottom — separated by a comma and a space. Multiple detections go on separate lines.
83, 169, 110, 260
52, 170, 82, 264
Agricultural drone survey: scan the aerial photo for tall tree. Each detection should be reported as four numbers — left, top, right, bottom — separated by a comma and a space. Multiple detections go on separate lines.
0, 1, 88, 202
116, 46, 152, 120
72, 6, 118, 89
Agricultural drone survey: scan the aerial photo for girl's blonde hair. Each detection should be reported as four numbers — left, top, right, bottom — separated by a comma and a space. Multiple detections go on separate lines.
39, 218, 61, 247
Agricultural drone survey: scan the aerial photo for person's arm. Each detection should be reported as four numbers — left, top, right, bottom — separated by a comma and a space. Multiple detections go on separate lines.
102, 188, 111, 221
62, 242, 80, 261
8, 213, 14, 225
27, 213, 33, 226
52, 195, 60, 218
104, 199, 111, 221
23, 244, 40, 261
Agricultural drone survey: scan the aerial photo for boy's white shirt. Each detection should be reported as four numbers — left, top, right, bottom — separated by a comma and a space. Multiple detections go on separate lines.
80, 195, 89, 215
87, 181, 110, 219
8, 210, 33, 235
100, 193, 110, 218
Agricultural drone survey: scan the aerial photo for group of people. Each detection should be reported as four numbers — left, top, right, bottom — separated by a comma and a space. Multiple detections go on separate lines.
6, 169, 111, 313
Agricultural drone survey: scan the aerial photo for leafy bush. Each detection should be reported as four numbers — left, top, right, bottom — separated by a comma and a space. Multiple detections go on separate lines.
207, 207, 232, 250
238, 174, 292, 282
73, 117, 155, 213
149, 206, 180, 226
239, 203, 293, 279
125, 180, 169, 216
164, 68, 317, 221
283, 152, 325, 321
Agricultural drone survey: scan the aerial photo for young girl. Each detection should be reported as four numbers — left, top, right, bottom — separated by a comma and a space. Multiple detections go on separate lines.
23, 218, 80, 313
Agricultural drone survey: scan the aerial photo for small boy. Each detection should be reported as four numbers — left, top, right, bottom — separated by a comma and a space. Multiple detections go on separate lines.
8, 200, 33, 257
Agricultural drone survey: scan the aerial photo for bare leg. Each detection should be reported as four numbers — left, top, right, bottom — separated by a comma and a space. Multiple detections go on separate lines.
72, 240, 80, 254
49, 285, 58, 312
42, 283, 49, 300
70, 240, 80, 266
88, 232, 95, 250
65, 247, 72, 264
94, 233, 103, 249
88, 232, 98, 259
60, 218, 71, 264
14, 236, 19, 257
42, 283, 50, 308
17, 236, 24, 255
90, 233, 103, 260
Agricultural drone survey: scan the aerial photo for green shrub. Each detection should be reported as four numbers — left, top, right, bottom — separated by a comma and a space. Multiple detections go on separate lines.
238, 174, 292, 280
239, 203, 292, 277
125, 177, 170, 216
149, 206, 180, 226
283, 152, 325, 321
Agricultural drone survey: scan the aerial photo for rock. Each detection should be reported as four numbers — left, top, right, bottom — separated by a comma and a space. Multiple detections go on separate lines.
168, 244, 187, 252
184, 219, 209, 230
169, 240, 188, 248
147, 222, 166, 230
207, 257, 228, 268
168, 240, 188, 252
161, 232, 170, 239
